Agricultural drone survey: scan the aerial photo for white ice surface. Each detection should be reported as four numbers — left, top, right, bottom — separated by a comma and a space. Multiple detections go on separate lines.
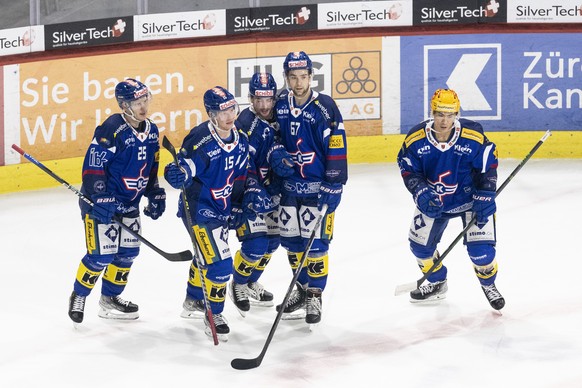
1, 159, 581, 388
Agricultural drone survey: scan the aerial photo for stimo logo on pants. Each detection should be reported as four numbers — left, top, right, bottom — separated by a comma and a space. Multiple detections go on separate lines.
424, 43, 501, 121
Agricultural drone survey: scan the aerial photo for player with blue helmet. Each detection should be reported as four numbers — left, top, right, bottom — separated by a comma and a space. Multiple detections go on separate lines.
275, 51, 348, 326
397, 88, 505, 310
68, 78, 165, 324
227, 72, 294, 317
164, 86, 249, 341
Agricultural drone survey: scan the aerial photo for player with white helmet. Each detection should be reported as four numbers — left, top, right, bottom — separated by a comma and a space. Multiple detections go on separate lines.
397, 88, 504, 310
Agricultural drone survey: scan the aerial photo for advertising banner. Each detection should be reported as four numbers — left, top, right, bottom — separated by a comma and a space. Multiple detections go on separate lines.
9, 37, 382, 162
134, 10, 226, 41
44, 17, 133, 50
0, 26, 45, 57
226, 5, 317, 34
398, 33, 582, 132
507, 0, 582, 23
413, 0, 506, 25
317, 1, 413, 29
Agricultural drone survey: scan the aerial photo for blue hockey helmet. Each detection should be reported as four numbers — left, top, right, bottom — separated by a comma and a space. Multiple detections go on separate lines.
115, 78, 150, 108
248, 72, 277, 98
203, 86, 238, 115
283, 51, 313, 74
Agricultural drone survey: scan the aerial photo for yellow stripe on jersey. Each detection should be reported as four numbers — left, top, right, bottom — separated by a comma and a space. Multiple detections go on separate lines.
193, 225, 216, 263
84, 214, 97, 253
461, 128, 484, 144
404, 128, 426, 148
103, 264, 131, 285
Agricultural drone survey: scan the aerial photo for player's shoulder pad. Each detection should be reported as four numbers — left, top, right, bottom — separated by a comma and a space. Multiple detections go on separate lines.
404, 123, 427, 148
182, 121, 213, 152
459, 119, 485, 144
314, 93, 341, 121
94, 113, 126, 147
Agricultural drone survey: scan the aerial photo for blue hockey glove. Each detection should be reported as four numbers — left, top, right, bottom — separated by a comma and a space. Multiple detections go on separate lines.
144, 187, 166, 220
229, 206, 245, 229
414, 187, 443, 218
164, 162, 189, 189
90, 192, 117, 224
267, 143, 294, 177
317, 182, 343, 213
242, 185, 277, 215
472, 190, 496, 224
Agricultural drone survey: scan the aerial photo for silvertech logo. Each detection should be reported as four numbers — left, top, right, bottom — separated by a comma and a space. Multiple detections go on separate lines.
335, 56, 377, 95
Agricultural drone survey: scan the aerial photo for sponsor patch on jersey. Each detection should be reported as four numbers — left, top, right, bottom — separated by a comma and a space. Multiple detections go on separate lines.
461, 128, 484, 144
329, 135, 344, 149
405, 128, 426, 148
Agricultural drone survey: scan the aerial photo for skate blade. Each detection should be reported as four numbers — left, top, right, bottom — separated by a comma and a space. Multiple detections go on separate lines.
180, 309, 204, 319
98, 308, 139, 320
409, 294, 447, 304
205, 327, 228, 342
234, 307, 247, 318
308, 322, 320, 332
249, 300, 274, 307
281, 310, 306, 320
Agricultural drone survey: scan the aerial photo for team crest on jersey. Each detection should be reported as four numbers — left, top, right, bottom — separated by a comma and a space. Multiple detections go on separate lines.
211, 170, 234, 209
289, 138, 315, 178
122, 164, 149, 200
428, 171, 458, 201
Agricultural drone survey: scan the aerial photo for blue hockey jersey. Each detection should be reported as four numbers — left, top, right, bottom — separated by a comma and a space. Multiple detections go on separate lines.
275, 90, 348, 197
176, 121, 249, 223
236, 107, 276, 186
397, 118, 498, 214
80, 113, 161, 215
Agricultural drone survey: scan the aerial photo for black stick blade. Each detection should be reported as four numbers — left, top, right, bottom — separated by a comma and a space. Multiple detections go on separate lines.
231, 357, 262, 370
165, 250, 193, 262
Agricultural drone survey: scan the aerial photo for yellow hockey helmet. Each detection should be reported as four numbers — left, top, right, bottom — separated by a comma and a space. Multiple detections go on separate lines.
430, 89, 460, 113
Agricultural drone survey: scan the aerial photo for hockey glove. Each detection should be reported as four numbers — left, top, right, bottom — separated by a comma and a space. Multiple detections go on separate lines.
144, 188, 166, 220
90, 192, 117, 224
318, 182, 343, 213
242, 185, 277, 215
414, 187, 443, 219
267, 143, 294, 177
229, 206, 245, 230
164, 162, 190, 189
472, 190, 496, 224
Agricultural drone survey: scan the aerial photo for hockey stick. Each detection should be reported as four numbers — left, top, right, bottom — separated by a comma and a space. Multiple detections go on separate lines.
231, 204, 328, 370
161, 136, 219, 346
11, 144, 192, 263
394, 130, 552, 296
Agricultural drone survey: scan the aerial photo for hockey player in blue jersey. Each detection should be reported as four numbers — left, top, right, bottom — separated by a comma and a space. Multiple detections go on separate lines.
164, 86, 250, 341
274, 51, 348, 325
68, 79, 166, 324
397, 88, 505, 310
228, 72, 293, 317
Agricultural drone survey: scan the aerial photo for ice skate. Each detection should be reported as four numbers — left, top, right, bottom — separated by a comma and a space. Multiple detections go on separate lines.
205, 313, 229, 342
481, 283, 505, 310
229, 281, 250, 317
276, 282, 307, 320
305, 287, 322, 330
247, 281, 274, 307
180, 296, 205, 319
68, 291, 86, 324
98, 295, 139, 320
410, 279, 448, 303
